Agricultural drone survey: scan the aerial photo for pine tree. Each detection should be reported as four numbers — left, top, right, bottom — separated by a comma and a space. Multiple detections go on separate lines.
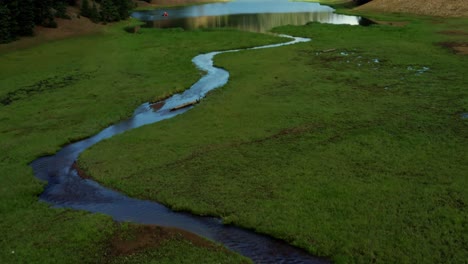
81, 0, 91, 17
4, 0, 19, 36
17, 0, 35, 36
353, 0, 372, 5
114, 0, 131, 20
54, 0, 70, 19
0, 4, 12, 43
90, 1, 100, 23
34, 0, 56, 27
100, 0, 119, 22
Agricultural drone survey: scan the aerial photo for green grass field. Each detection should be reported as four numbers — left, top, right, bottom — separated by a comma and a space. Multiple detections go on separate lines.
78, 16, 468, 263
0, 20, 281, 263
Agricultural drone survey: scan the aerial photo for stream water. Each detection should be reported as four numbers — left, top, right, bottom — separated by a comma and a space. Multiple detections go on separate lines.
31, 1, 368, 262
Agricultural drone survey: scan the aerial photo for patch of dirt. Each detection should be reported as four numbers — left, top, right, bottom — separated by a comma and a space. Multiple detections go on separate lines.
356, 0, 468, 17
369, 19, 408, 27
150, 101, 166, 111
107, 225, 223, 257
451, 46, 468, 55
439, 42, 468, 55
72, 162, 92, 179
438, 30, 468, 36
36, 7, 104, 38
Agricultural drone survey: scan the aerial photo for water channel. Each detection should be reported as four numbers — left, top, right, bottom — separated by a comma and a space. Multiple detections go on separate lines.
32, 1, 369, 262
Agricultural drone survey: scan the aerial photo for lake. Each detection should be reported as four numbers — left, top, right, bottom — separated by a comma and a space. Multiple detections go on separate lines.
132, 0, 370, 32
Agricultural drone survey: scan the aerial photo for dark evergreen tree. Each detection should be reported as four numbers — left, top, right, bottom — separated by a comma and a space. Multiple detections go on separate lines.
34, 0, 56, 27
353, 0, 372, 5
4, 0, 19, 36
100, 0, 119, 22
90, 1, 100, 23
114, 0, 132, 20
17, 0, 35, 35
53, 0, 70, 19
0, 4, 12, 43
81, 0, 91, 17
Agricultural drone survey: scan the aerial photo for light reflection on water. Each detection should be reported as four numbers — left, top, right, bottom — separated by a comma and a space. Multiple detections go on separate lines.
132, 0, 367, 32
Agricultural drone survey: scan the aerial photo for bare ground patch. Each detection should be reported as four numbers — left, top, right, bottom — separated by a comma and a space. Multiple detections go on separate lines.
356, 0, 468, 17
439, 42, 468, 55
438, 30, 468, 36
369, 19, 409, 27
106, 224, 225, 258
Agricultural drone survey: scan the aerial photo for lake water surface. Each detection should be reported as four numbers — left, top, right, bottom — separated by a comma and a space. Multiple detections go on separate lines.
132, 0, 370, 32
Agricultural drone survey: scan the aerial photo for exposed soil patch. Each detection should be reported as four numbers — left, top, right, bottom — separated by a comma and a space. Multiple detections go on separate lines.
356, 0, 468, 17
369, 19, 408, 27
438, 30, 468, 36
72, 161, 92, 179
150, 101, 166, 111
439, 42, 468, 55
35, 7, 104, 38
107, 224, 224, 257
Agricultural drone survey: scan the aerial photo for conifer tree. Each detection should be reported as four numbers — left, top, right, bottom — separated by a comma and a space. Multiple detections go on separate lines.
34, 0, 56, 27
4, 0, 19, 36
90, 1, 100, 23
114, 0, 132, 20
353, 0, 372, 5
100, 0, 119, 22
81, 0, 91, 17
17, 0, 35, 35
0, 4, 12, 43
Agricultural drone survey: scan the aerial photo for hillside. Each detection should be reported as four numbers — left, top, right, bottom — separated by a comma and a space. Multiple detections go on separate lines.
356, 0, 468, 17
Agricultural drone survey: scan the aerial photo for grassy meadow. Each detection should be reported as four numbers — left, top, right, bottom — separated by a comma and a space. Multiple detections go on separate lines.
78, 15, 468, 264
0, 20, 282, 263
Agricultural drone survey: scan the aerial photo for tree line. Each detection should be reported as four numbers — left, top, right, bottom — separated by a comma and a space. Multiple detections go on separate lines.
80, 0, 134, 23
0, 0, 134, 43
353, 0, 372, 5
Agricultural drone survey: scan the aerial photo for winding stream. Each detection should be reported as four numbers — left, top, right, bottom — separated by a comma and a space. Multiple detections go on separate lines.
31, 35, 330, 263
30, 1, 369, 262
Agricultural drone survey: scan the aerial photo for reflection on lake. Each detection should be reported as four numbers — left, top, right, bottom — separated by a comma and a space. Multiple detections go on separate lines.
143, 12, 367, 32
132, 0, 368, 32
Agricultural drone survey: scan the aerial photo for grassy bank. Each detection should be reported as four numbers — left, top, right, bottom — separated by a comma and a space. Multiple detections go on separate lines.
294, 0, 356, 9
79, 16, 468, 263
0, 20, 282, 263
